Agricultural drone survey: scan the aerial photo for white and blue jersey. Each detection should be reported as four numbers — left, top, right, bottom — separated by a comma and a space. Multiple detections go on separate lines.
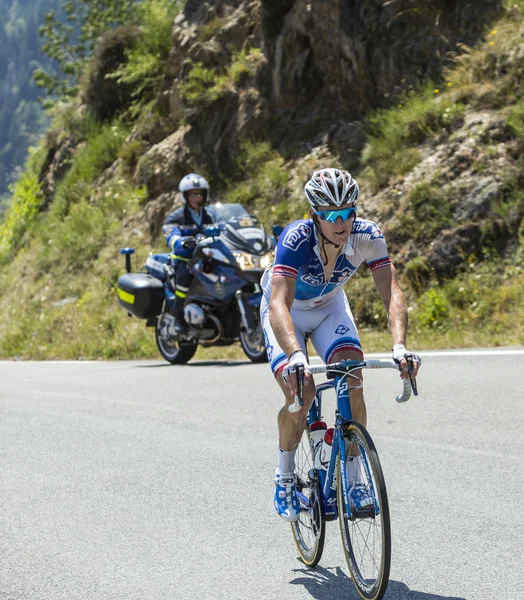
261, 217, 392, 374
262, 217, 391, 301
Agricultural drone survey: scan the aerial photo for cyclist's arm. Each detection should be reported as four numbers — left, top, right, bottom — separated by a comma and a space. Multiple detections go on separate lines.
371, 263, 408, 347
269, 274, 302, 358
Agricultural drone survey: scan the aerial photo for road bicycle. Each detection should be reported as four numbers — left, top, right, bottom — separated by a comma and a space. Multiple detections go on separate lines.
288, 356, 418, 600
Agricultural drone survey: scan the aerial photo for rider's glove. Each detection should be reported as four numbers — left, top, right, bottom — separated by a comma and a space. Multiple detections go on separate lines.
180, 236, 197, 250
282, 350, 311, 383
392, 344, 422, 369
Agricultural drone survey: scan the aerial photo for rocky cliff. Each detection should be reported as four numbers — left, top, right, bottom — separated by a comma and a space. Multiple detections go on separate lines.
2, 0, 523, 359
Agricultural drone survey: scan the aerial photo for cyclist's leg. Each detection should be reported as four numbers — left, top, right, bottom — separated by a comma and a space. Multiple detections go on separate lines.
309, 292, 370, 501
309, 291, 366, 425
260, 295, 317, 452
261, 296, 319, 521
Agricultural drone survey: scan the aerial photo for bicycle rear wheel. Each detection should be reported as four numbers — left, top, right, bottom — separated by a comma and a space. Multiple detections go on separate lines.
337, 422, 391, 600
291, 429, 326, 567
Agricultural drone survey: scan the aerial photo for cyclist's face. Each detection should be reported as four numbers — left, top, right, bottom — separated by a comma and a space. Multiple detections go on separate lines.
309, 203, 356, 245
187, 189, 205, 210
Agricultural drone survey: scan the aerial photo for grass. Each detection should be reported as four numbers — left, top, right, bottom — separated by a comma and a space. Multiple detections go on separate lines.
360, 82, 467, 190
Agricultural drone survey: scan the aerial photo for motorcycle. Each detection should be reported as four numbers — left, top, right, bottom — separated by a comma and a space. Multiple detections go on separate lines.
116, 202, 275, 364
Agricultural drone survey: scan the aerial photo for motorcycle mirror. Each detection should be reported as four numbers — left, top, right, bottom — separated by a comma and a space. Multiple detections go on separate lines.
120, 247, 135, 273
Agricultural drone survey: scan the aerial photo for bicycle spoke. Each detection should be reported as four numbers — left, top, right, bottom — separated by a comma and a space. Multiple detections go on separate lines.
338, 423, 391, 600
291, 429, 325, 567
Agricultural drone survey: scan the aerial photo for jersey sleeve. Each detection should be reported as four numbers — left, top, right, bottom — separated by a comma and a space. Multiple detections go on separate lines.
363, 222, 392, 272
272, 221, 312, 280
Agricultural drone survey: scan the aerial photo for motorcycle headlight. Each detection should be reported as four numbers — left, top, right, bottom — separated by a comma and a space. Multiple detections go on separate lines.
232, 251, 274, 270
259, 251, 274, 270
232, 251, 257, 270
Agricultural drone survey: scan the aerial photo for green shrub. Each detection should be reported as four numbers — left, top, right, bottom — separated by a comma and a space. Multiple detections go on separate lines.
198, 17, 228, 43
178, 62, 229, 107
361, 82, 466, 189
119, 138, 146, 173
229, 48, 264, 85
397, 182, 452, 241
405, 256, 432, 294
0, 172, 43, 266
107, 0, 183, 117
507, 103, 524, 138
178, 49, 264, 108
415, 288, 450, 329
224, 140, 288, 221
38, 182, 145, 272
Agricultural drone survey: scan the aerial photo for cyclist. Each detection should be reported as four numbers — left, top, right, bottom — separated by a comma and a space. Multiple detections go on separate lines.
163, 173, 214, 333
260, 168, 421, 521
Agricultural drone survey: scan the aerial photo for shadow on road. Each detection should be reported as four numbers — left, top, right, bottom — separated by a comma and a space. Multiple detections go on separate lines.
290, 565, 466, 600
135, 359, 253, 368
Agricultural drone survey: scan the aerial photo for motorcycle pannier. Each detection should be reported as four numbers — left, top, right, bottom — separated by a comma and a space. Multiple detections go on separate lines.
117, 273, 164, 319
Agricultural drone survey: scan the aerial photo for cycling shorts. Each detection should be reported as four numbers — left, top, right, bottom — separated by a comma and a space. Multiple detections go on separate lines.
260, 290, 362, 376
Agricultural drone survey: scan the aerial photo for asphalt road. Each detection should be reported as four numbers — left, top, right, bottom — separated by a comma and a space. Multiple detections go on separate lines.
1, 350, 523, 600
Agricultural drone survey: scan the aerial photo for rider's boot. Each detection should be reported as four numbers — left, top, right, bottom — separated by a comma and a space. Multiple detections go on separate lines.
171, 295, 187, 334
274, 469, 300, 522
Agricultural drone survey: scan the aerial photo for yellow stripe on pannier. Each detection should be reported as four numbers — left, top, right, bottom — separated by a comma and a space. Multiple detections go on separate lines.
117, 287, 135, 304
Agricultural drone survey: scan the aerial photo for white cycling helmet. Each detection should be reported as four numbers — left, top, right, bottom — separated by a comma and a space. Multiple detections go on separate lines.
179, 173, 210, 204
304, 168, 359, 208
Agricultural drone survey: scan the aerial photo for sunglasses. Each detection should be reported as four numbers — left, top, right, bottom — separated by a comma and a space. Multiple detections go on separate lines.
313, 206, 357, 222
188, 191, 205, 197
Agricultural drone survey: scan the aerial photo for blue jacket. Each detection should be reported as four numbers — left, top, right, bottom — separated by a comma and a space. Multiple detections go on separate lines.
162, 205, 213, 252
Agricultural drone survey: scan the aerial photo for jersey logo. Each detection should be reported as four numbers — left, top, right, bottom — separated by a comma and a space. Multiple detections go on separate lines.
335, 325, 350, 335
301, 272, 324, 286
282, 223, 310, 251
352, 220, 384, 240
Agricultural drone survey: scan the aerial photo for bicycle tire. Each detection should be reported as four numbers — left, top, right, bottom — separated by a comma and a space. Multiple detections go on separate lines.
337, 422, 391, 600
291, 428, 326, 567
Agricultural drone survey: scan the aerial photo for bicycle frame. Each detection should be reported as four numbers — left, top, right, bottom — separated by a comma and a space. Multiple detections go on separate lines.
305, 362, 369, 519
290, 356, 417, 597
294, 358, 414, 519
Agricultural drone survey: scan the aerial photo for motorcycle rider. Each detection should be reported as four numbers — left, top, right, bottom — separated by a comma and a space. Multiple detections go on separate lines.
261, 168, 421, 521
163, 173, 214, 333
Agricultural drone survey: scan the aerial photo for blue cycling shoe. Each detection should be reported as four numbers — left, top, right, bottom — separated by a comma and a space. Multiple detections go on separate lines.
348, 482, 374, 514
274, 470, 301, 522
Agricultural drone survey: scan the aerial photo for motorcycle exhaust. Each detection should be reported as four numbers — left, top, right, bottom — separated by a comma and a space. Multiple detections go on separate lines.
199, 314, 223, 345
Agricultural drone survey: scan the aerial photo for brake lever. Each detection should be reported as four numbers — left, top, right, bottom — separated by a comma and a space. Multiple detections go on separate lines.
287, 363, 305, 413
295, 363, 304, 407
406, 354, 419, 397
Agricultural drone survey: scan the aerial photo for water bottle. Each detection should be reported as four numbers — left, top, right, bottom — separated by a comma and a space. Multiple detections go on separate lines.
309, 420, 327, 470
320, 428, 334, 469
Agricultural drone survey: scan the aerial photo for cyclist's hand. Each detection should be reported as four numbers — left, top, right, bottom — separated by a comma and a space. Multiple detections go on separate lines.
282, 350, 311, 394
392, 344, 421, 379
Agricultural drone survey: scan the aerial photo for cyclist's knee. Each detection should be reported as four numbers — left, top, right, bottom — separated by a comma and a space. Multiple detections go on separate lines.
331, 348, 364, 393
281, 384, 315, 420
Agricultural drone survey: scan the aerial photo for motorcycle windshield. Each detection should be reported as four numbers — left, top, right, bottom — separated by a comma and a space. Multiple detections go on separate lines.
208, 203, 272, 255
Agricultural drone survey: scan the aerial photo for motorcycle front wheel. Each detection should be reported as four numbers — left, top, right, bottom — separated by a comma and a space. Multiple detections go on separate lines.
155, 313, 197, 365
239, 322, 268, 363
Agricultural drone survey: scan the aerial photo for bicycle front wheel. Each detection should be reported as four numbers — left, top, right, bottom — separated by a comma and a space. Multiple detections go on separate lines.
291, 429, 326, 567
337, 422, 391, 600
